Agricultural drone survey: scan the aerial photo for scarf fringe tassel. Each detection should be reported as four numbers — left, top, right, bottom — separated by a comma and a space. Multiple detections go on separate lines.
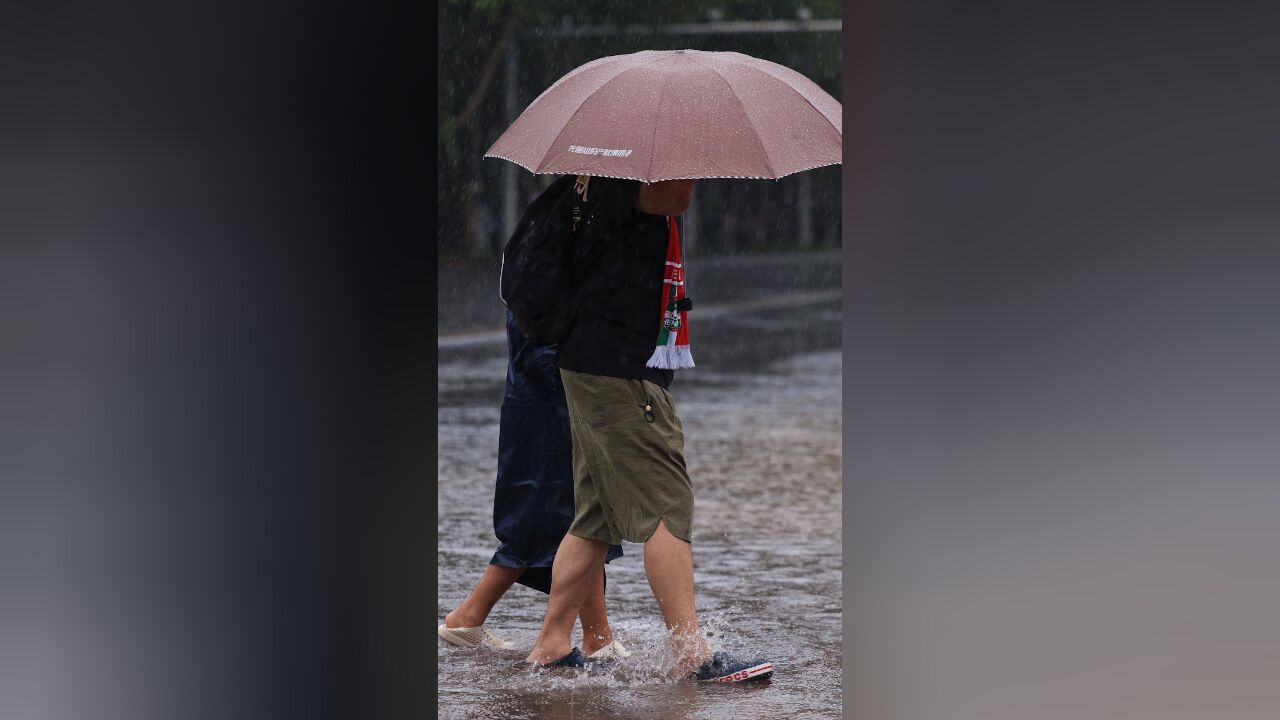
646, 344, 695, 370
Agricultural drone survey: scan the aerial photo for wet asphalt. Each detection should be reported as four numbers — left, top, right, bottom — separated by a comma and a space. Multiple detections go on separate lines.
438, 250, 842, 719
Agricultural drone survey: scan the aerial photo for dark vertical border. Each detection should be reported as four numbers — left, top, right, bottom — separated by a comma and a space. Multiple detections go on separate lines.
841, 1, 1280, 718
0, 1, 439, 718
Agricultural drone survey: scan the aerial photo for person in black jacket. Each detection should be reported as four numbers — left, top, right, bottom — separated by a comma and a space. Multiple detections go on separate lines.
437, 182, 625, 660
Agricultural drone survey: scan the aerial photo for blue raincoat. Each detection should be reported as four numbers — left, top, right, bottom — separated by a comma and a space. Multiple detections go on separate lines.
490, 310, 623, 593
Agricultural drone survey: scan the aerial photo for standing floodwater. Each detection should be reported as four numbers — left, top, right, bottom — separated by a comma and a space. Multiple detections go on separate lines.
438, 252, 842, 719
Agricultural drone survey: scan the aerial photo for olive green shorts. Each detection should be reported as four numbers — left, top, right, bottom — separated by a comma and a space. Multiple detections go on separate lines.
559, 368, 694, 545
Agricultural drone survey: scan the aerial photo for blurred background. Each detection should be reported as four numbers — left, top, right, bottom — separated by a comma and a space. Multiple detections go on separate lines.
0, 2, 434, 719
844, 2, 1280, 719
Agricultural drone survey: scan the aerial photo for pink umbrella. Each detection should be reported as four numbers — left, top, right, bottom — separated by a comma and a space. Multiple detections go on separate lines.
485, 49, 841, 182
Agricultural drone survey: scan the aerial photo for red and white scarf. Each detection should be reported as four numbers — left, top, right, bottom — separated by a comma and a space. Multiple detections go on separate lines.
646, 216, 694, 370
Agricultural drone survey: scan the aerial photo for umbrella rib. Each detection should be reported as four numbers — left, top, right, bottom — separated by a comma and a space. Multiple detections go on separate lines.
685, 55, 778, 178
645, 74, 669, 183
534, 62, 664, 175
524, 54, 633, 109
733, 61, 842, 137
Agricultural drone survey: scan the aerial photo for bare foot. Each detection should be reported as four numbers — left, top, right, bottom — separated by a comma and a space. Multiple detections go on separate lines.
580, 628, 614, 657
668, 626, 711, 677
444, 608, 483, 629
526, 643, 572, 666
672, 653, 707, 679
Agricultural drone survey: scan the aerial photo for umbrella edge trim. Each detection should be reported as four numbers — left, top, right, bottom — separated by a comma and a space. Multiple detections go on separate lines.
484, 153, 841, 183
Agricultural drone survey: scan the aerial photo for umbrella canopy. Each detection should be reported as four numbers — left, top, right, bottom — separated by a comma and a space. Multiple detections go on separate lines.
485, 49, 841, 183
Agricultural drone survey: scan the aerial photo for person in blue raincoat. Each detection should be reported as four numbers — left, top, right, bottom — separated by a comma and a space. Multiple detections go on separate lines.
438, 182, 626, 659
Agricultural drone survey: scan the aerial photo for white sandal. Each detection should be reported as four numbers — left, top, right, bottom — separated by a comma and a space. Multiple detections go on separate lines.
587, 638, 631, 660
437, 623, 515, 650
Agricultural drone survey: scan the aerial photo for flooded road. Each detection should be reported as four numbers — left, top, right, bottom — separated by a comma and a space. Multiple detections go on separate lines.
438, 252, 842, 719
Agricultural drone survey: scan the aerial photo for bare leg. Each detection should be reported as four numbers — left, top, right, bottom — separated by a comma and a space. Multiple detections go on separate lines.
577, 564, 614, 656
526, 533, 609, 664
644, 519, 710, 676
445, 564, 525, 628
